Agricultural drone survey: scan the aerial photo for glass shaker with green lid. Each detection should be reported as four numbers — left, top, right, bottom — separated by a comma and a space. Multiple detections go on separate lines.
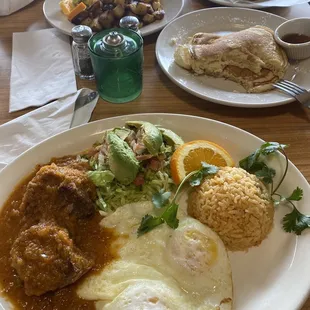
88, 28, 143, 103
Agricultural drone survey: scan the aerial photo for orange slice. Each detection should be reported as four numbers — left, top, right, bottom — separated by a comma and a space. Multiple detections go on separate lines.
68, 2, 86, 21
60, 0, 72, 16
170, 140, 234, 184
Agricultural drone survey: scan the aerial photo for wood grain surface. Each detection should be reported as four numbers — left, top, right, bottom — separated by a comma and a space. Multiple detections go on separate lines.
0, 0, 310, 308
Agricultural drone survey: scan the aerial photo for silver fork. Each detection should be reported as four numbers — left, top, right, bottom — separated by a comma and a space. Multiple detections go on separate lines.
273, 79, 310, 108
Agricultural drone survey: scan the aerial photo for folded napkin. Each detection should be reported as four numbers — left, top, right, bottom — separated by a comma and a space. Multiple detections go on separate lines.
10, 28, 77, 112
0, 88, 99, 171
0, 0, 33, 16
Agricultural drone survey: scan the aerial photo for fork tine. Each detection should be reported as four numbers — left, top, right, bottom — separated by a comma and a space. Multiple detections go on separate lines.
273, 84, 297, 98
277, 81, 302, 96
280, 79, 307, 93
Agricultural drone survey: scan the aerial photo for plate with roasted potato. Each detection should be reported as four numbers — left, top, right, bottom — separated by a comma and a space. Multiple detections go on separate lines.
43, 0, 184, 37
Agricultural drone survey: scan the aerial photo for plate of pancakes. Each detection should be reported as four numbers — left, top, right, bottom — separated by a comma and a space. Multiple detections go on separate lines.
156, 7, 310, 108
0, 113, 310, 309
208, 0, 310, 8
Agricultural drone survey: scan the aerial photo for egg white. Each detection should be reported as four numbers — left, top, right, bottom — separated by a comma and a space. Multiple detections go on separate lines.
77, 201, 233, 310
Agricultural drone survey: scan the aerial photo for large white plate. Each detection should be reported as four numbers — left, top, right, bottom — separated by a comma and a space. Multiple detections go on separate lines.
156, 8, 310, 108
208, 0, 309, 9
0, 113, 310, 310
43, 0, 184, 37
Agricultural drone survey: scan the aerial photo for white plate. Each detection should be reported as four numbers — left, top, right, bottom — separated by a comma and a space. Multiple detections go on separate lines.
156, 8, 310, 108
208, 0, 309, 9
0, 113, 310, 309
43, 0, 184, 37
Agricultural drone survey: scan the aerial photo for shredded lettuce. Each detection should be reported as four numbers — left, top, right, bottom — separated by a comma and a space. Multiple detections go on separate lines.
86, 124, 180, 212
87, 170, 114, 187
96, 189, 109, 212
96, 169, 175, 211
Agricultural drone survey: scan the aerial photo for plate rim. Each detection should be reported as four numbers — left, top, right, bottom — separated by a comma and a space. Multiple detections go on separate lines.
0, 113, 310, 309
0, 113, 264, 176
208, 0, 309, 8
42, 0, 185, 37
155, 7, 296, 108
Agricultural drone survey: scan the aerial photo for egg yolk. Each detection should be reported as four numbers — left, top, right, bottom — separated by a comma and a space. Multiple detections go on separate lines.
185, 230, 218, 266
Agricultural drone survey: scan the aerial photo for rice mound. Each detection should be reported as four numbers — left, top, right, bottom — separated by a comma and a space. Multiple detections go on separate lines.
188, 166, 274, 251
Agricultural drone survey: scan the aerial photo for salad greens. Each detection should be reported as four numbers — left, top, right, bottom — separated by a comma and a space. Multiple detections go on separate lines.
82, 122, 183, 212
87, 170, 114, 187
95, 169, 174, 212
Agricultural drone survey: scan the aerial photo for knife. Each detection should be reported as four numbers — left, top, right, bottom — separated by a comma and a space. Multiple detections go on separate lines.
70, 91, 99, 128
74, 91, 98, 111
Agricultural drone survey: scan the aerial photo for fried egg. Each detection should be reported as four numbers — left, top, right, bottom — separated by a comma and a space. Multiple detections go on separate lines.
77, 202, 233, 310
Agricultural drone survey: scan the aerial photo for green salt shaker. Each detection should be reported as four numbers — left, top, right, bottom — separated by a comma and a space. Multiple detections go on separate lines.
88, 28, 143, 103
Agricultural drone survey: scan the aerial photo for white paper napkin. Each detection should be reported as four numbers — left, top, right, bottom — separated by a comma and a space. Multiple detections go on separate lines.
0, 0, 34, 16
10, 28, 77, 112
0, 88, 98, 171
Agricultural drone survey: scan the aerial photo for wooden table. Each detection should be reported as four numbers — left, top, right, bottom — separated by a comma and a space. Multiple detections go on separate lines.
1, 0, 310, 308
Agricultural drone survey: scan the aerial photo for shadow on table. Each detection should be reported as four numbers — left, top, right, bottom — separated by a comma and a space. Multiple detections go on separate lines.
156, 63, 310, 123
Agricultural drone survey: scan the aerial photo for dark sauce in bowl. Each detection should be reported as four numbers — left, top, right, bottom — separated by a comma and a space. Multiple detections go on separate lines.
282, 33, 310, 44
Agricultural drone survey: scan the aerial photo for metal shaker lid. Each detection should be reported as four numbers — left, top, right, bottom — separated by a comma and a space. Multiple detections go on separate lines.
103, 31, 125, 47
88, 28, 142, 58
71, 25, 93, 43
119, 16, 140, 32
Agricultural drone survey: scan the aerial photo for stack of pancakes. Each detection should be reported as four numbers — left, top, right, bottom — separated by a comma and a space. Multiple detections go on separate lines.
174, 26, 288, 93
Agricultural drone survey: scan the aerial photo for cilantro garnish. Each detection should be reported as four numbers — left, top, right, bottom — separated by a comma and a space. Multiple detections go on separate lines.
152, 189, 171, 209
137, 163, 219, 236
287, 187, 303, 201
239, 142, 287, 192
282, 206, 310, 235
137, 215, 164, 237
240, 143, 308, 235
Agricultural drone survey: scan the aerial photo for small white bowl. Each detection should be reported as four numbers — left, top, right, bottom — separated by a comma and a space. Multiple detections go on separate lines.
274, 18, 310, 60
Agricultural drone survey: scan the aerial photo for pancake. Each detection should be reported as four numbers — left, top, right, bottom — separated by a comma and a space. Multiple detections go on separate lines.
174, 26, 288, 93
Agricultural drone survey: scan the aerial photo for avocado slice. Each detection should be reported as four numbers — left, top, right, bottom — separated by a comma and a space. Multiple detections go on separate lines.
114, 127, 131, 140
107, 132, 139, 185
125, 120, 146, 128
126, 121, 163, 155
141, 122, 163, 155
158, 127, 184, 150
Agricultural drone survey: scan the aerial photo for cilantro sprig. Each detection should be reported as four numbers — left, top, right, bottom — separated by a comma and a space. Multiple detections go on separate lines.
137, 163, 219, 236
240, 142, 309, 235
239, 142, 287, 193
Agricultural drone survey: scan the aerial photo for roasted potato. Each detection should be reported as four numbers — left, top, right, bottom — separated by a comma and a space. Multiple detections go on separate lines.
113, 4, 125, 18
147, 5, 154, 14
102, 3, 114, 10
98, 10, 114, 28
114, 0, 125, 5
153, 9, 164, 20
152, 1, 161, 11
71, 10, 89, 25
126, 10, 139, 18
90, 16, 103, 31
80, 17, 93, 26
142, 13, 155, 24
67, 0, 165, 32
88, 0, 103, 19
129, 2, 149, 15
